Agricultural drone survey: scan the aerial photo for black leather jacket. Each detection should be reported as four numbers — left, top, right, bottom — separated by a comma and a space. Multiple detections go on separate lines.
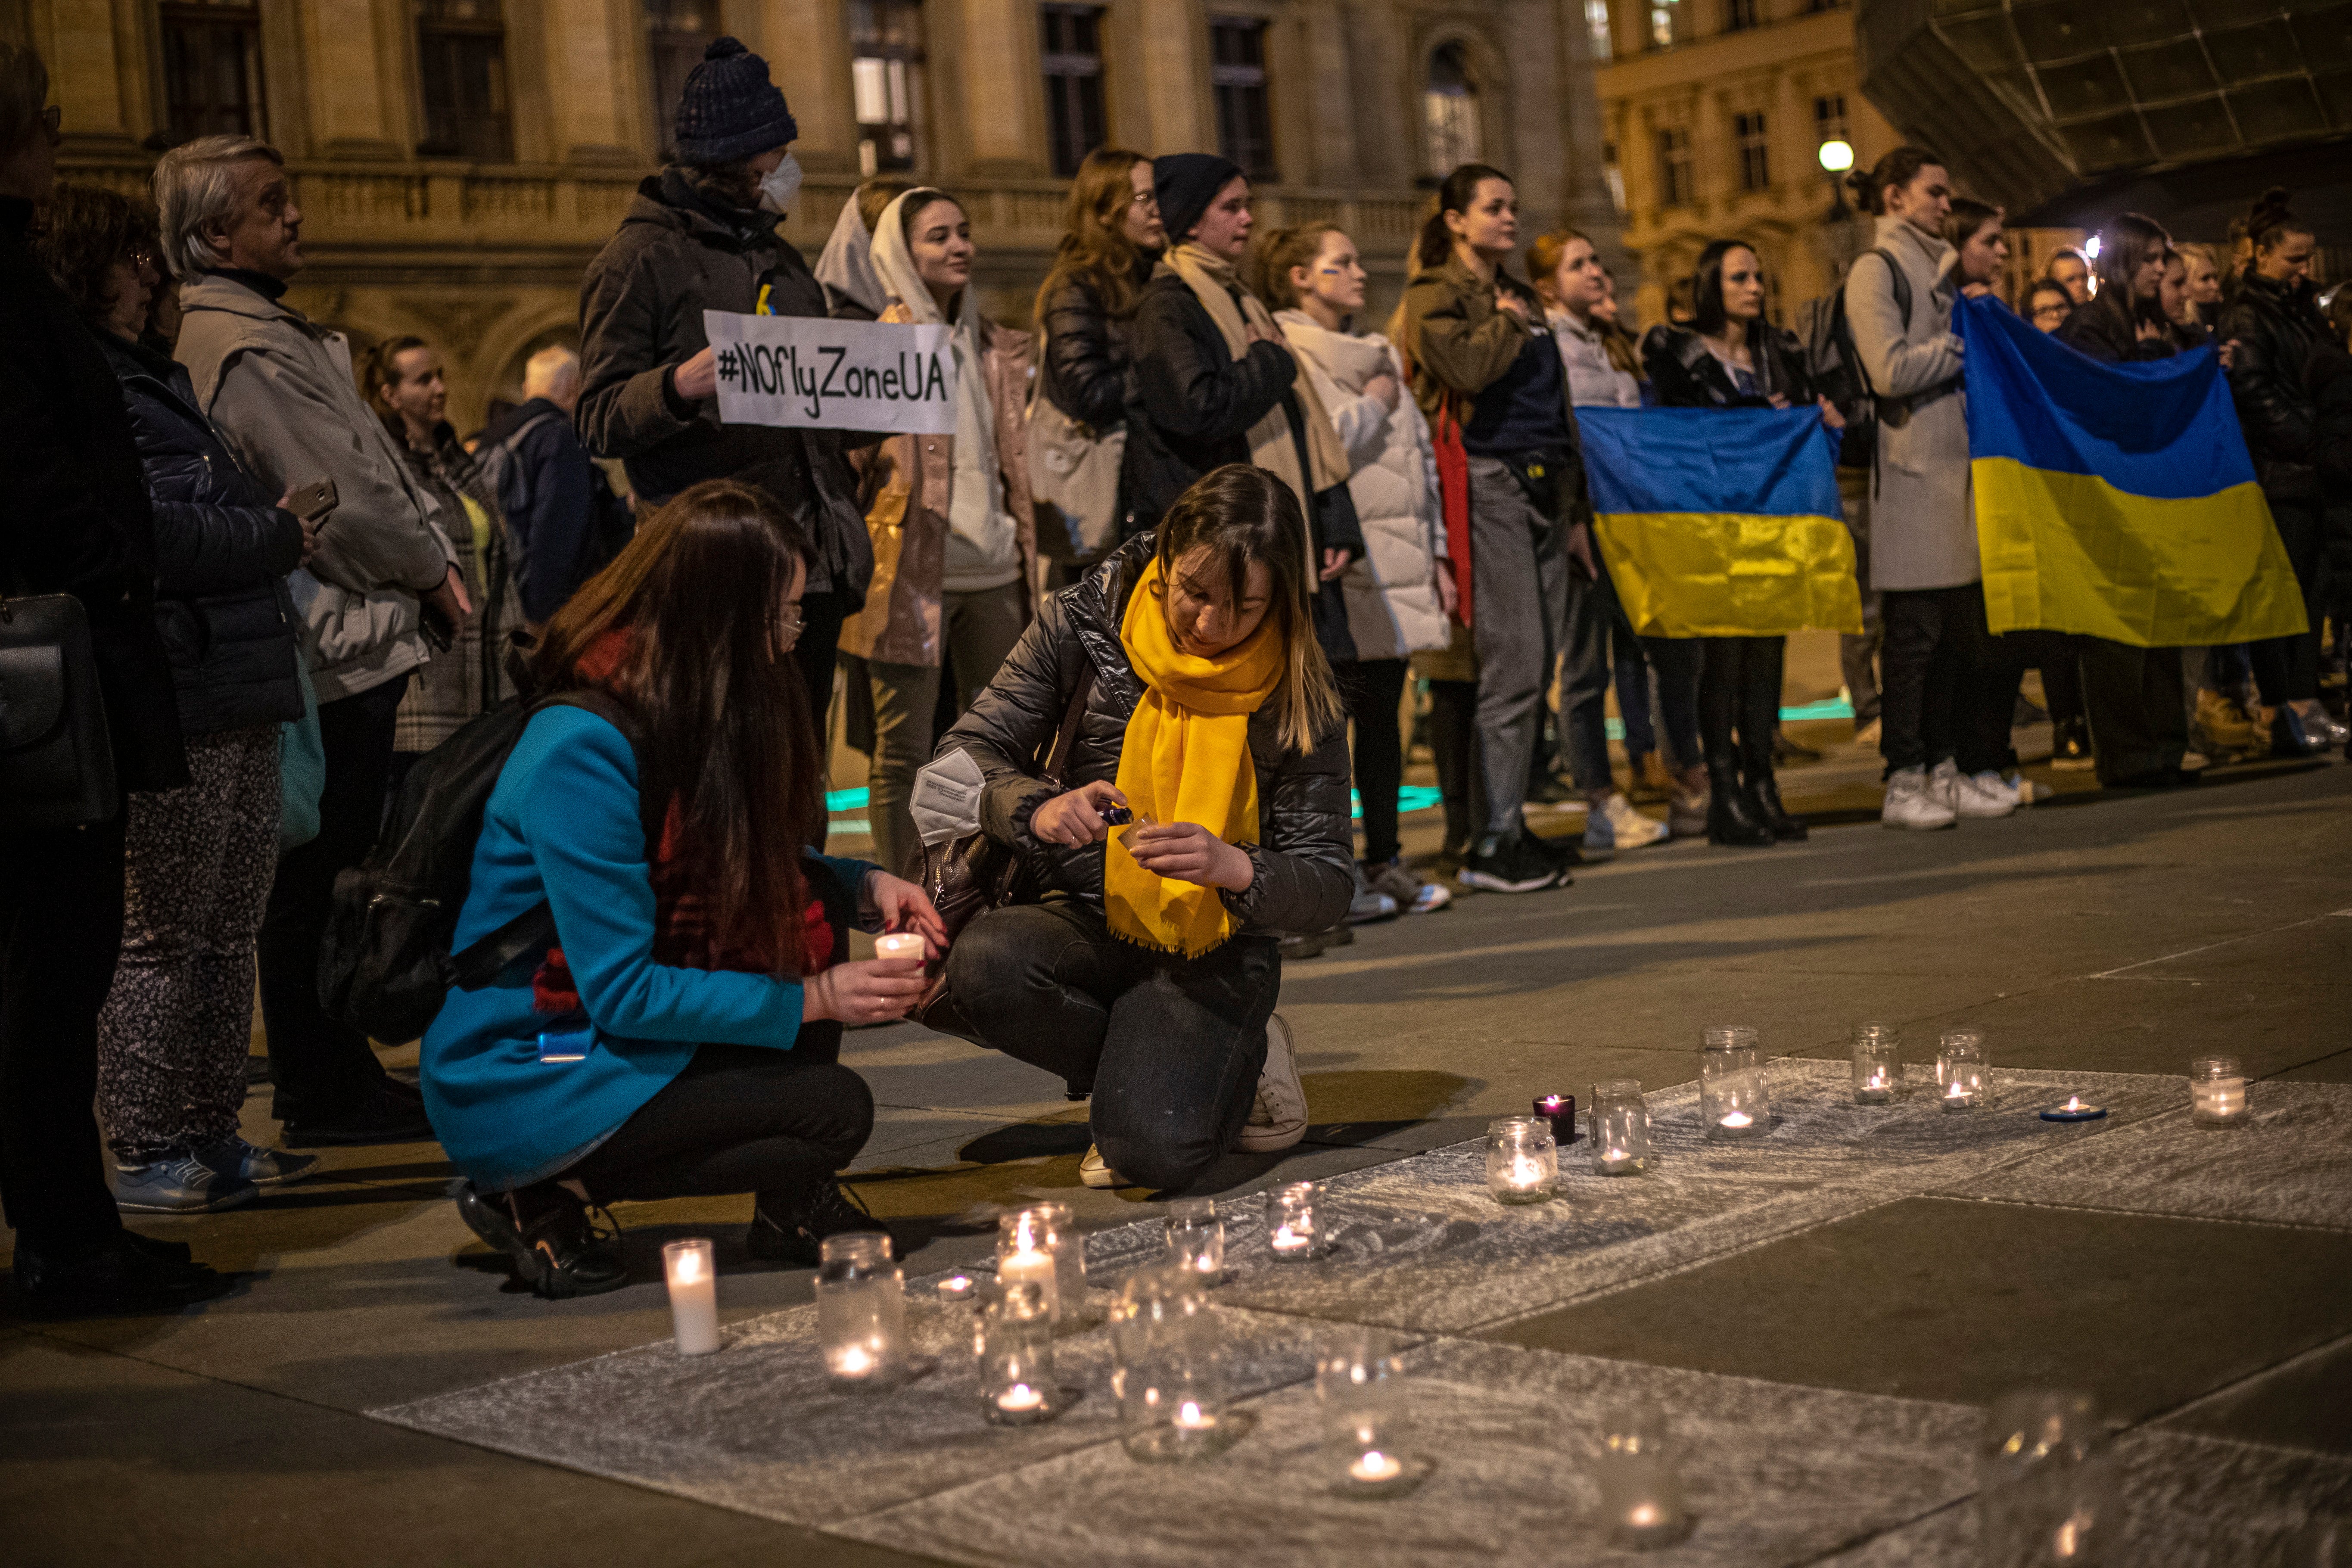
1038, 260, 1151, 430
1640, 322, 1820, 408
938, 535, 1353, 939
2217, 272, 2329, 504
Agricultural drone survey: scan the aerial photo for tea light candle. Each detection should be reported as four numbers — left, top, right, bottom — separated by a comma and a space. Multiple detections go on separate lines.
662, 1238, 721, 1356
874, 931, 926, 961
1851, 1022, 1901, 1106
997, 1243, 1060, 1321
996, 1381, 1046, 1416
2190, 1055, 2249, 1127
1484, 1116, 1559, 1203
2039, 1095, 2106, 1123
815, 1232, 908, 1391
1700, 1026, 1770, 1139
1937, 1030, 1988, 1111
1533, 1093, 1577, 1145
1173, 1398, 1218, 1432
828, 1343, 877, 1379
1265, 1181, 1322, 1262
1596, 1404, 1688, 1549
1165, 1198, 1226, 1283
1350, 1449, 1405, 1484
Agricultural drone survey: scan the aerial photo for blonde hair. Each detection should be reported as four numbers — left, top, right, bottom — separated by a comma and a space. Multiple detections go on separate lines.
152, 134, 283, 277
1034, 148, 1154, 325
1244, 223, 1343, 312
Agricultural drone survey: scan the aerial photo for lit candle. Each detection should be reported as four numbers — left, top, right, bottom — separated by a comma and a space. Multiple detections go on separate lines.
829, 1343, 876, 1379
1718, 1110, 1754, 1130
1509, 1154, 1546, 1189
1532, 1093, 1577, 1145
2191, 1055, 2249, 1126
997, 1244, 1060, 1323
1174, 1399, 1218, 1431
874, 931, 926, 961
2039, 1094, 2107, 1123
1350, 1449, 1405, 1484
996, 1382, 1046, 1416
662, 1238, 721, 1356
1270, 1224, 1309, 1256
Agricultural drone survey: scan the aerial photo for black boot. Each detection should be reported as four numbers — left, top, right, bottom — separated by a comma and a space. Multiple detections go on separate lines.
1749, 775, 1808, 841
1705, 759, 1774, 846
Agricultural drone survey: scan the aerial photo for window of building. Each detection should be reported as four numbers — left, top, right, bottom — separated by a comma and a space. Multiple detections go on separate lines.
1734, 109, 1769, 190
1813, 93, 1848, 145
1648, 0, 1681, 50
1724, 0, 1757, 30
1422, 42, 1481, 179
1041, 4, 1107, 178
160, 1, 267, 146
645, 0, 721, 158
1585, 0, 1614, 62
416, 0, 512, 161
1656, 124, 1692, 206
849, 0, 926, 174
1209, 17, 1274, 180
1603, 139, 1625, 212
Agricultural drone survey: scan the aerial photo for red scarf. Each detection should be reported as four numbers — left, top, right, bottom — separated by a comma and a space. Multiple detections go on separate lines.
530, 628, 828, 1015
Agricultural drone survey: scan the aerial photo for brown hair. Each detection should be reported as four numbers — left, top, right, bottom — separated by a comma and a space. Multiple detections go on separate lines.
532, 480, 825, 974
1034, 147, 1155, 325
360, 333, 432, 437
29, 181, 159, 326
2246, 186, 2312, 255
1244, 222, 1343, 311
1151, 465, 1344, 757
1843, 146, 1944, 216
1415, 162, 1514, 271
1942, 198, 2002, 252
854, 176, 912, 235
1526, 229, 1593, 305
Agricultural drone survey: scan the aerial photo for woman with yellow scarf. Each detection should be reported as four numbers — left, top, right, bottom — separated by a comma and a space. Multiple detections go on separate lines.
938, 466, 1353, 1194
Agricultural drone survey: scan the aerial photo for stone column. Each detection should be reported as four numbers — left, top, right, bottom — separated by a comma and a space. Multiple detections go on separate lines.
38, 0, 146, 154
296, 0, 407, 158
756, 0, 856, 173
1553, 0, 1632, 280
957, 0, 1044, 176
1137, 0, 1204, 156
540, 0, 646, 165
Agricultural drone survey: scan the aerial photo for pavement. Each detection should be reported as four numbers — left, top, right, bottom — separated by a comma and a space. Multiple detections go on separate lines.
6, 687, 2350, 1568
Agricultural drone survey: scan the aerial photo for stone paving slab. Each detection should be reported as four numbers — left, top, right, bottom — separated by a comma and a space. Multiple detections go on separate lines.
1940, 1081, 2352, 1231
840, 1340, 1981, 1568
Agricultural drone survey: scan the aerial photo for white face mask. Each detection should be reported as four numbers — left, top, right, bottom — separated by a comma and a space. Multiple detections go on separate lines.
757, 152, 804, 216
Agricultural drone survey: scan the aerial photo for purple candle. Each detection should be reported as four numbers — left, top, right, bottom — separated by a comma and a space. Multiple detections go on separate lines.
1533, 1094, 1577, 1145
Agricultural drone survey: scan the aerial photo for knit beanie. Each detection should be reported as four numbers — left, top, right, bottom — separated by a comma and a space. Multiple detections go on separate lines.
1155, 153, 1245, 246
672, 37, 799, 165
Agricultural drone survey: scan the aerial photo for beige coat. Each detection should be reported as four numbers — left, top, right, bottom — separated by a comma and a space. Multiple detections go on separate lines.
1844, 216, 1974, 591
840, 309, 1039, 667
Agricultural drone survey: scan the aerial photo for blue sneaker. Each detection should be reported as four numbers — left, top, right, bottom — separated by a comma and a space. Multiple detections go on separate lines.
192, 1133, 320, 1188
111, 1149, 259, 1214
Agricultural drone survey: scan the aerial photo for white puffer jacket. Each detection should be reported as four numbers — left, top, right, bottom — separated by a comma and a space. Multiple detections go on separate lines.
1275, 311, 1450, 660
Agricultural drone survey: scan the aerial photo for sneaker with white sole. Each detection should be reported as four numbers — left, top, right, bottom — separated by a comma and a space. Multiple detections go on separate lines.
1936, 759, 2016, 819
1079, 1144, 1123, 1188
1458, 831, 1563, 894
1237, 1012, 1308, 1153
1346, 863, 1400, 925
1366, 858, 1450, 914
1583, 792, 1669, 858
2000, 769, 2051, 805
111, 1148, 259, 1214
1881, 766, 1957, 831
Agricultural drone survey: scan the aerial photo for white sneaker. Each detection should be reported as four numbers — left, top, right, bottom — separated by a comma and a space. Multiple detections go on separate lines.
1237, 1012, 1308, 1153
1881, 766, 1957, 831
2001, 769, 2050, 805
1079, 1144, 1123, 1189
1583, 792, 1669, 857
1936, 759, 2016, 819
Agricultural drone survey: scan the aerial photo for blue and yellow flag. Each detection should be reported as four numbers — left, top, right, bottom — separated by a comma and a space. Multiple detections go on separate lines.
1958, 294, 2307, 647
1578, 406, 1861, 638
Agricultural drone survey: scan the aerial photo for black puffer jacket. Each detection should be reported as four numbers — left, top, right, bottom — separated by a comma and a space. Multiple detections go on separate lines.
938, 535, 1353, 939
2055, 291, 2178, 367
576, 168, 873, 601
96, 331, 303, 737
1123, 271, 1297, 531
1641, 321, 1821, 408
2218, 272, 2329, 504
1039, 259, 1152, 429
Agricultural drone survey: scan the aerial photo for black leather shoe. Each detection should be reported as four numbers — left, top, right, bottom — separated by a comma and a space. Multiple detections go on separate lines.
749, 1178, 887, 1269
280, 1083, 437, 1148
1705, 765, 1774, 846
14, 1235, 233, 1317
454, 1182, 626, 1299
1750, 778, 1809, 841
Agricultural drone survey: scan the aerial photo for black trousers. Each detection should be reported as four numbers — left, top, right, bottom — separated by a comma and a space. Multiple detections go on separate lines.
2250, 500, 2326, 707
1424, 678, 1483, 857
562, 1041, 872, 1212
1879, 584, 2009, 777
1344, 658, 1409, 865
258, 672, 408, 1120
793, 588, 853, 852
2081, 641, 2187, 784
1697, 635, 1784, 784
0, 811, 129, 1255
949, 902, 1281, 1195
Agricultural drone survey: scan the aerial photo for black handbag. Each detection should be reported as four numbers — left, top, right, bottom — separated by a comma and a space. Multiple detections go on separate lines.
0, 594, 119, 828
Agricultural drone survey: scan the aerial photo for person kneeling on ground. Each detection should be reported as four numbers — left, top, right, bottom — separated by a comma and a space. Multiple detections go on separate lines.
939, 465, 1353, 1193
421, 480, 944, 1299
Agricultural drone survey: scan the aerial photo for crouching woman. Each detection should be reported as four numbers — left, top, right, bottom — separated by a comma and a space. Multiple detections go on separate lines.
940, 465, 1353, 1194
422, 481, 943, 1299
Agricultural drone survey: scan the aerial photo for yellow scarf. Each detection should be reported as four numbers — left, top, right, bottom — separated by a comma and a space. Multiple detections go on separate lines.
1105, 559, 1283, 957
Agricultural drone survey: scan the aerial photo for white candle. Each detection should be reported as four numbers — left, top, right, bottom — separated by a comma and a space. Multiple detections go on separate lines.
1509, 1154, 1546, 1188
1719, 1110, 1754, 1129
1627, 1503, 1665, 1529
1350, 1449, 1404, 1484
663, 1239, 720, 1356
1173, 1399, 1217, 1431
829, 1343, 876, 1378
2193, 1078, 2246, 1120
1270, 1224, 1309, 1256
996, 1382, 1046, 1415
874, 932, 926, 961
998, 1246, 1061, 1322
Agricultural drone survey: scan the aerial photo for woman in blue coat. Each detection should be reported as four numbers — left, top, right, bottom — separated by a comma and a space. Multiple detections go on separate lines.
423, 480, 943, 1298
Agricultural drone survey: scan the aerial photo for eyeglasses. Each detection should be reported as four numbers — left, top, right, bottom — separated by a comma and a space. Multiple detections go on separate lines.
2031, 304, 2070, 324
777, 603, 805, 637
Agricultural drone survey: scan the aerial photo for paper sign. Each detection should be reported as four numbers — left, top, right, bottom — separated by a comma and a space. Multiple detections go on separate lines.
705, 310, 956, 434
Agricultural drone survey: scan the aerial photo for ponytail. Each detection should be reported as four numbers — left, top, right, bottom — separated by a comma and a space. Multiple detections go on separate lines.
1843, 145, 1942, 216
2246, 185, 2310, 255
1415, 162, 1513, 271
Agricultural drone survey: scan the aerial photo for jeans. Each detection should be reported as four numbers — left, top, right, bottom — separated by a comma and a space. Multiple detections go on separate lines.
2081, 641, 2188, 784
1639, 637, 1703, 771
866, 580, 1030, 878
0, 811, 129, 1255
1697, 636, 1784, 784
1838, 470, 1883, 726
948, 902, 1281, 1195
1467, 455, 1569, 841
1423, 678, 1483, 857
1558, 566, 1617, 793
258, 672, 410, 1121
1878, 584, 2009, 777
1343, 659, 1409, 865
2249, 499, 2325, 706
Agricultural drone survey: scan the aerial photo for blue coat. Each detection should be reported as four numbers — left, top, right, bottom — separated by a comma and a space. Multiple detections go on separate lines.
421, 704, 877, 1189
477, 397, 633, 623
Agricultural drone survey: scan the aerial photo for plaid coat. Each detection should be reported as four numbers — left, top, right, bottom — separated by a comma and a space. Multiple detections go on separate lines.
392, 422, 522, 753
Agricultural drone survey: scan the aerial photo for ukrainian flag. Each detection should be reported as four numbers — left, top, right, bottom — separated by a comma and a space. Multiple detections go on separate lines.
1578, 406, 1862, 638
1958, 294, 2308, 646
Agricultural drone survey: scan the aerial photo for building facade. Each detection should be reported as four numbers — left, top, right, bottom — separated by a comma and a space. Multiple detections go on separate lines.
17, 0, 1624, 433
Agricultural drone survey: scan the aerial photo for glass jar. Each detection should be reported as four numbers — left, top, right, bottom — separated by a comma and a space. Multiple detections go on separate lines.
1590, 1080, 1652, 1176
1110, 1266, 1234, 1461
815, 1232, 907, 1391
1264, 1181, 1323, 1262
1595, 1403, 1688, 1548
1851, 1022, 1900, 1105
1700, 1025, 1769, 1139
1316, 1327, 1429, 1498
1976, 1391, 2122, 1566
935, 1272, 989, 1361
1483, 1116, 1559, 1203
2190, 1054, 2249, 1127
996, 1207, 1064, 1323
661, 1237, 721, 1356
1164, 1197, 1226, 1286
1937, 1029, 1988, 1112
978, 1280, 1061, 1425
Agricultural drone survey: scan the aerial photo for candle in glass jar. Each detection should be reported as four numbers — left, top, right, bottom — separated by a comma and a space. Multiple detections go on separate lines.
1350, 1449, 1405, 1484
997, 1245, 1059, 1321
873, 931, 925, 961
1173, 1398, 1218, 1432
1533, 1093, 1577, 1145
662, 1238, 721, 1356
829, 1344, 876, 1378
996, 1381, 1046, 1416
2190, 1055, 2248, 1126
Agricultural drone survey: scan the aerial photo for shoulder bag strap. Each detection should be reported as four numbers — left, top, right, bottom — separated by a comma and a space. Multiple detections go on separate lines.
1039, 660, 1095, 788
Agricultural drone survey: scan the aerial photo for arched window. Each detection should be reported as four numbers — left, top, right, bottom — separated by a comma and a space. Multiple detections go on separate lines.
1423, 42, 1481, 179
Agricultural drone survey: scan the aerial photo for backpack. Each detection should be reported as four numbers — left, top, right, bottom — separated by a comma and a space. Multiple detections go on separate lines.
317, 687, 644, 1045
1799, 246, 1910, 471
477, 411, 635, 588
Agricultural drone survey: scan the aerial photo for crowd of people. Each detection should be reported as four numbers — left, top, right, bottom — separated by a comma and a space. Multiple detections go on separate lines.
3, 34, 2345, 1311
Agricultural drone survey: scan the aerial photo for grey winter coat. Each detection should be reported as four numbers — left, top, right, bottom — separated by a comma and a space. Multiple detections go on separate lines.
1844, 216, 1974, 591
938, 535, 1354, 939
174, 271, 457, 703
575, 168, 872, 603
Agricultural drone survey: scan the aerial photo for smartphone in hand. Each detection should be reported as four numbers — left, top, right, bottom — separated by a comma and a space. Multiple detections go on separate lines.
286, 477, 339, 523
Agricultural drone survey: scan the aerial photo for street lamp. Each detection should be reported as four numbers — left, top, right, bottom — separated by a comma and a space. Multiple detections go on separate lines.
1817, 138, 1854, 174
